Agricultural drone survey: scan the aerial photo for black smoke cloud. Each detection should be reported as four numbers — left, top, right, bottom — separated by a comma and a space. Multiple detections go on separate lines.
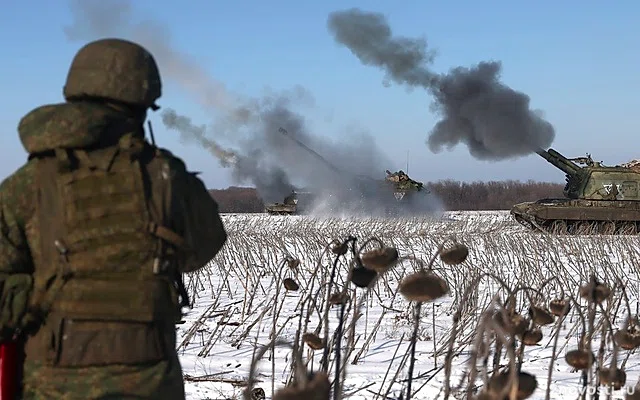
63, 0, 442, 214
327, 8, 555, 160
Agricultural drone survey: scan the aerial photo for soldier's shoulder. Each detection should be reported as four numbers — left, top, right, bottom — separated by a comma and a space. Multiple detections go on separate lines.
152, 146, 205, 180
0, 161, 38, 220
153, 146, 189, 173
0, 161, 37, 199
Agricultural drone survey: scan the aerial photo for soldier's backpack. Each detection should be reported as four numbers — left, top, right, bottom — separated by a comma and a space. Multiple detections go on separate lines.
22, 130, 215, 367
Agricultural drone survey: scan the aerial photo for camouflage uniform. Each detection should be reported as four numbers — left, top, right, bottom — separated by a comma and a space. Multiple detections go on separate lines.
0, 38, 228, 399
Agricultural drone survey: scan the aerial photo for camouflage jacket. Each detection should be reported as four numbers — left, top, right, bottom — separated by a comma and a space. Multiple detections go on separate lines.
0, 101, 228, 337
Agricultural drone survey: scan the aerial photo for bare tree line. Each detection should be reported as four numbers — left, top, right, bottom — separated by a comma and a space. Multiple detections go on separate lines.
209, 180, 565, 213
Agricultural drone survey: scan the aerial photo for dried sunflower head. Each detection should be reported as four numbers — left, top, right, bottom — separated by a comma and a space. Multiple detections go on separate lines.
287, 259, 301, 270
331, 242, 348, 256
350, 266, 377, 288
283, 278, 300, 291
328, 292, 349, 306
529, 305, 555, 326
518, 327, 543, 346
493, 312, 528, 336
548, 298, 571, 317
302, 333, 324, 350
614, 329, 640, 351
599, 367, 627, 390
579, 276, 611, 304
399, 271, 449, 302
487, 370, 537, 400
617, 316, 640, 350
360, 247, 399, 274
565, 349, 595, 370
439, 243, 469, 265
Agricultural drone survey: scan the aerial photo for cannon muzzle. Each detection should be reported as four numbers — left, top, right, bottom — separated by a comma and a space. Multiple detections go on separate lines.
535, 148, 581, 176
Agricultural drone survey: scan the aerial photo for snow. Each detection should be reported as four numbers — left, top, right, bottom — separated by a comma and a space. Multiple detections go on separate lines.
177, 210, 640, 399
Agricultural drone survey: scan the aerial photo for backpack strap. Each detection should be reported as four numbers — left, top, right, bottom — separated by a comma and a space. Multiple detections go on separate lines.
146, 222, 188, 251
122, 135, 192, 308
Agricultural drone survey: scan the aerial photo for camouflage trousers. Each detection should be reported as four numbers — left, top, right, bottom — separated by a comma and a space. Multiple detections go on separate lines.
21, 353, 185, 400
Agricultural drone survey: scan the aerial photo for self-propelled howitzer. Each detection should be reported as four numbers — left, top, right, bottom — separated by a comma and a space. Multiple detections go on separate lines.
511, 148, 640, 235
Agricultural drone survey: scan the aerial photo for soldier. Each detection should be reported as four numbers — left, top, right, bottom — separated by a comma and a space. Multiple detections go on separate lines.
0, 38, 228, 398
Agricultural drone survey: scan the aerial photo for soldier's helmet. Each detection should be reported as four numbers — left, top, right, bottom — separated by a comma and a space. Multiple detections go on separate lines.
63, 38, 162, 110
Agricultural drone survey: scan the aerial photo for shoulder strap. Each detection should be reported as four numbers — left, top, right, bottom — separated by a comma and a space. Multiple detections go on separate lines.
131, 138, 192, 308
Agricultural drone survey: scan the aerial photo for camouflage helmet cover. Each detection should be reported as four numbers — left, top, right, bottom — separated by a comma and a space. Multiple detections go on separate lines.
63, 38, 162, 110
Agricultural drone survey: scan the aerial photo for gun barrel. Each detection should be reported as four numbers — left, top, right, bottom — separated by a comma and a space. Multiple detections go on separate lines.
278, 128, 342, 174
536, 148, 581, 175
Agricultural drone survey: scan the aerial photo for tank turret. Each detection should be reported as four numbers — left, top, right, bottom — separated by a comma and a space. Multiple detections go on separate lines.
511, 147, 640, 235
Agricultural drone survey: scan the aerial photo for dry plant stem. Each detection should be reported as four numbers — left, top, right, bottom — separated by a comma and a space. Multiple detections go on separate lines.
464, 295, 501, 399
495, 322, 520, 400
405, 301, 422, 400
291, 257, 326, 382
509, 285, 544, 307
403, 239, 451, 400
597, 320, 608, 400
595, 300, 622, 397
320, 256, 345, 373
546, 292, 586, 400
432, 303, 437, 368
320, 236, 356, 373
381, 342, 413, 400
545, 302, 570, 400
288, 293, 312, 385
508, 286, 544, 370
303, 239, 339, 331
243, 339, 298, 400
334, 237, 391, 399
466, 307, 519, 400
336, 240, 407, 393
333, 297, 348, 400
374, 332, 406, 400
271, 259, 289, 395
539, 275, 561, 294
339, 263, 401, 387
611, 276, 632, 318
443, 272, 514, 400
356, 237, 385, 256
337, 250, 422, 399
586, 299, 597, 393
351, 308, 388, 365
516, 339, 526, 371
493, 284, 520, 378
340, 290, 358, 386
328, 236, 368, 398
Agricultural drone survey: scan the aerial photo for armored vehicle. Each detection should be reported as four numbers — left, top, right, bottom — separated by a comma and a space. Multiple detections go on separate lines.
265, 128, 429, 215
264, 190, 315, 215
384, 169, 426, 201
511, 148, 640, 235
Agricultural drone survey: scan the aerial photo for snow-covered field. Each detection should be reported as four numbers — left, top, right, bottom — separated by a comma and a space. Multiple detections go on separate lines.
177, 210, 640, 399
